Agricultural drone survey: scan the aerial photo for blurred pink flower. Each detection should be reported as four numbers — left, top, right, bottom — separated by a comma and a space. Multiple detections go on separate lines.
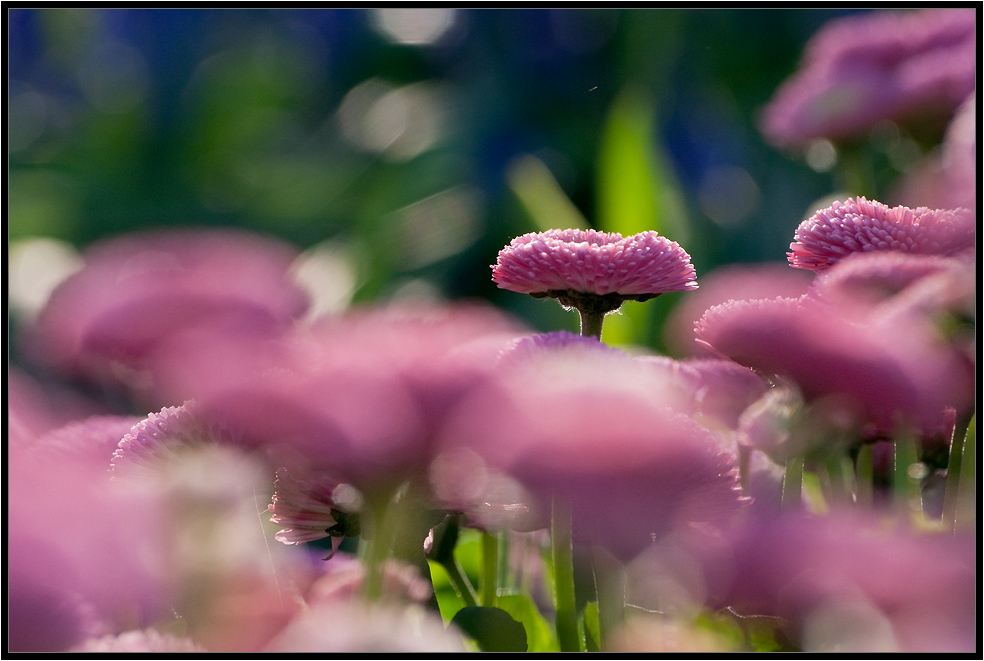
806, 251, 957, 318
70, 630, 208, 653
8, 446, 172, 652
760, 8, 976, 147
29, 415, 142, 472
265, 601, 468, 653
154, 303, 525, 496
662, 263, 813, 358
444, 350, 745, 561
686, 512, 976, 652
492, 228, 697, 312
637, 356, 769, 431
499, 330, 628, 365
940, 92, 976, 210
27, 228, 309, 396
694, 295, 972, 439
788, 197, 973, 272
111, 401, 237, 474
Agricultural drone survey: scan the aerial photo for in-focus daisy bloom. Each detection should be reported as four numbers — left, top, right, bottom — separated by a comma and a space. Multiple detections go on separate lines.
788, 197, 973, 272
492, 228, 697, 337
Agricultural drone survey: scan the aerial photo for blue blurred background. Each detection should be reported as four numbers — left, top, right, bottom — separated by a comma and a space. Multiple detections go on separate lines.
8, 8, 872, 348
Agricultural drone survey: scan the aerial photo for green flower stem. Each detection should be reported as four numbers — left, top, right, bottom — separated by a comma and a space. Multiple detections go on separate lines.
442, 555, 479, 608
894, 432, 921, 516
551, 495, 583, 653
942, 412, 973, 531
497, 530, 511, 593
855, 444, 874, 508
955, 415, 976, 530
362, 493, 396, 601
578, 308, 606, 339
481, 531, 498, 607
781, 456, 804, 510
591, 547, 625, 651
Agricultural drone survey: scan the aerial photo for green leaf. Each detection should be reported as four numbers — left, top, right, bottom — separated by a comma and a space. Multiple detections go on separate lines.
583, 601, 601, 652
497, 594, 559, 653
451, 606, 529, 653
507, 155, 589, 232
428, 560, 466, 623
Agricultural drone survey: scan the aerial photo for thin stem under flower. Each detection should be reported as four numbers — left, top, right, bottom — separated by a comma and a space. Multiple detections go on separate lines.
782, 456, 804, 510
482, 532, 498, 607
551, 495, 583, 653
578, 309, 606, 339
942, 412, 973, 531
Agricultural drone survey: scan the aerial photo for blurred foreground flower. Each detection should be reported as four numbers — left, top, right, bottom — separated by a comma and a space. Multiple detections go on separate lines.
760, 7, 976, 147
445, 348, 745, 562
788, 197, 973, 272
492, 228, 697, 337
27, 228, 309, 401
694, 295, 971, 441
686, 512, 977, 652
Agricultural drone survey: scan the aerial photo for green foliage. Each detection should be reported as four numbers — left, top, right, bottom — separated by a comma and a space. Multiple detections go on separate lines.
451, 606, 528, 652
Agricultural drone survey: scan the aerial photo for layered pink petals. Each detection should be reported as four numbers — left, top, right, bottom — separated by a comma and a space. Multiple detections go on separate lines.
444, 351, 745, 561
788, 197, 973, 272
492, 229, 697, 297
694, 296, 971, 437
28, 228, 309, 389
686, 512, 976, 652
760, 8, 976, 147
153, 304, 526, 494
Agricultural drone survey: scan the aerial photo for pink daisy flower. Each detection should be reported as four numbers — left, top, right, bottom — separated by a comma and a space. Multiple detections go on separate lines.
492, 228, 697, 314
760, 8, 976, 147
684, 511, 976, 652
788, 196, 973, 272
694, 296, 972, 439
443, 350, 744, 562
27, 228, 309, 394
267, 467, 355, 558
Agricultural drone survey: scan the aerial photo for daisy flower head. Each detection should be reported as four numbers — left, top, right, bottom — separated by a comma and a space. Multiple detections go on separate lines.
760, 7, 976, 148
492, 229, 697, 337
788, 197, 973, 272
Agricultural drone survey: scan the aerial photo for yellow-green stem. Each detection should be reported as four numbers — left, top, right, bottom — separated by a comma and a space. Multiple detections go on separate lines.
855, 445, 874, 508
481, 531, 498, 607
782, 456, 804, 510
942, 412, 973, 531
551, 495, 583, 653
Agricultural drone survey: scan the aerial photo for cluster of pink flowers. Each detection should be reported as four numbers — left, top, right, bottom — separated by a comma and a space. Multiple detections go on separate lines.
7, 9, 976, 655
759, 7, 976, 148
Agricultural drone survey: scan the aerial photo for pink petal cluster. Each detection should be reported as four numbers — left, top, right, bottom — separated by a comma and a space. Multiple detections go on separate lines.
694, 296, 972, 438
760, 8, 976, 147
27, 228, 309, 392
492, 228, 697, 297
663, 263, 813, 357
267, 467, 345, 549
788, 196, 973, 272
683, 512, 976, 652
444, 349, 745, 562
153, 303, 526, 495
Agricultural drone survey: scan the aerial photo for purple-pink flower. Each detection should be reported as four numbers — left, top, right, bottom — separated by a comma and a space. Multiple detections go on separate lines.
694, 295, 972, 439
682, 511, 976, 652
788, 197, 973, 272
267, 467, 349, 554
27, 228, 309, 396
444, 349, 745, 561
760, 7, 976, 147
492, 228, 697, 302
